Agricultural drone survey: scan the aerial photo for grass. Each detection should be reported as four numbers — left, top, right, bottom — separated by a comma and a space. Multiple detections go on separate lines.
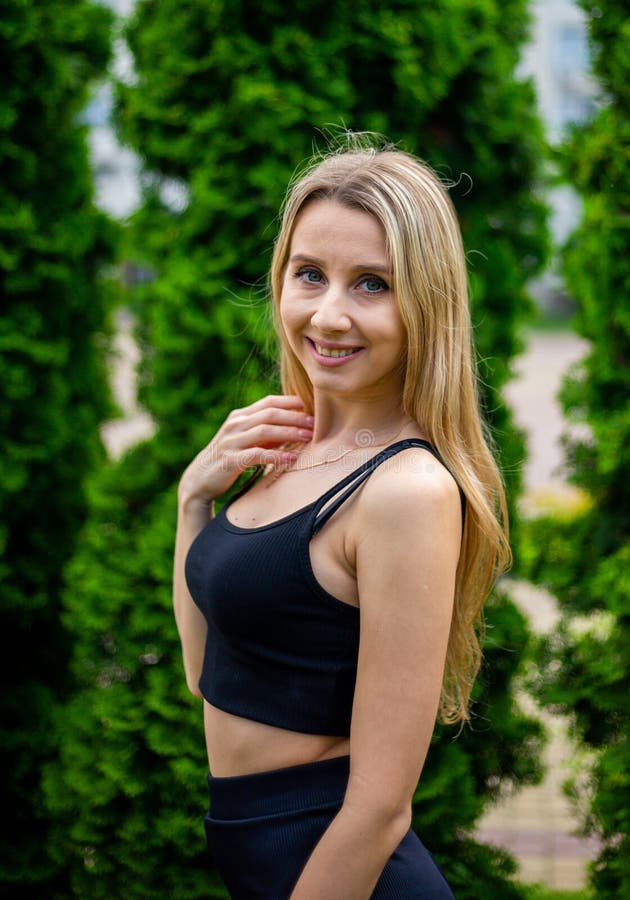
520, 886, 593, 900
526, 312, 577, 333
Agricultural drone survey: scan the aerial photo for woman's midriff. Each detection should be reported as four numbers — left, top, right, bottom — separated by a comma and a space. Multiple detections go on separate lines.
204, 702, 351, 777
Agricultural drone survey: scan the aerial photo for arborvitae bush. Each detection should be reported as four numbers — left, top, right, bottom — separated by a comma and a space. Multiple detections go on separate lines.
522, 2, 630, 896
51, 2, 549, 896
0, 0, 115, 894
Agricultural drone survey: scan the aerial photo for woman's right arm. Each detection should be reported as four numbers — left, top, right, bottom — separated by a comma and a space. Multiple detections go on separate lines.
172, 395, 314, 696
173, 492, 214, 697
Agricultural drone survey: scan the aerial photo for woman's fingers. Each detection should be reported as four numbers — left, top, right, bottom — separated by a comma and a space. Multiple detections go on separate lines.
232, 423, 313, 448
234, 447, 299, 470
231, 394, 306, 419
179, 395, 314, 505
219, 397, 313, 455
228, 397, 313, 428
247, 394, 307, 411
224, 396, 313, 445
207, 423, 311, 465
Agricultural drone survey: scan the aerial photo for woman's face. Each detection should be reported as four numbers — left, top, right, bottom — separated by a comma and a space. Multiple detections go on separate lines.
279, 200, 407, 403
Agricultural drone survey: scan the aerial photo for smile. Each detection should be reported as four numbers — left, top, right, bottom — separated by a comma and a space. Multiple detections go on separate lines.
314, 342, 360, 358
305, 338, 364, 366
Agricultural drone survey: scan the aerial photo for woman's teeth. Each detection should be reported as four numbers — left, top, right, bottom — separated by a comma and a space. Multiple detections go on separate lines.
315, 343, 358, 358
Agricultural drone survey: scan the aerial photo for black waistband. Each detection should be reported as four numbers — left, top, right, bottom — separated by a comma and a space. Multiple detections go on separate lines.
206, 754, 350, 820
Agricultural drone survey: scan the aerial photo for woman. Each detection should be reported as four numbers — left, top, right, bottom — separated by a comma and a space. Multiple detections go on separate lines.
174, 140, 510, 899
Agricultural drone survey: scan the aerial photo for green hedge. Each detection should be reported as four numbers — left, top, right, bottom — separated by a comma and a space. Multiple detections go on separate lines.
521, 2, 630, 896
0, 0, 116, 893
49, 1, 549, 896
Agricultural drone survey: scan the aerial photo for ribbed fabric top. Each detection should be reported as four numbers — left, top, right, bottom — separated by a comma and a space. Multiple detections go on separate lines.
185, 439, 460, 736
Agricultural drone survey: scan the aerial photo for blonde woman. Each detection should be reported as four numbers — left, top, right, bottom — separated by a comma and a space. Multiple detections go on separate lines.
174, 140, 510, 898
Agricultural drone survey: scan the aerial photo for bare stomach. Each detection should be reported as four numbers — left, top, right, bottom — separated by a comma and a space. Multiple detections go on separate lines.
204, 702, 350, 777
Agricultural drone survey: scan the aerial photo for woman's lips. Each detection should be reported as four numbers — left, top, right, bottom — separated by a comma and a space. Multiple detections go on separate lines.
305, 337, 364, 366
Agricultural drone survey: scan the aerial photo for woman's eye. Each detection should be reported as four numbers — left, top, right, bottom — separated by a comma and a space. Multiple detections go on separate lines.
359, 276, 387, 294
295, 267, 323, 284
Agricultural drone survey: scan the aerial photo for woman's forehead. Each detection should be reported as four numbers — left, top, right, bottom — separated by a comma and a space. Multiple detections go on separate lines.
289, 200, 389, 262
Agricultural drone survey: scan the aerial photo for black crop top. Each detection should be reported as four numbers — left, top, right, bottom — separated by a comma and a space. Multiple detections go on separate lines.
184, 439, 462, 736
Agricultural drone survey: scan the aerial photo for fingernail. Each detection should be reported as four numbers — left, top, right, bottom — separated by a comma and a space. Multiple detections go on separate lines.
298, 429, 313, 439
304, 416, 315, 425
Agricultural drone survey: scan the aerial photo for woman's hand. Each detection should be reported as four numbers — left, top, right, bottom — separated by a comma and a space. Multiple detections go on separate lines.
177, 394, 314, 507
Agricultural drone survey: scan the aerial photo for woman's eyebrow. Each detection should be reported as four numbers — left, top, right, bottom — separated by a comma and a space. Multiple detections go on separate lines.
289, 253, 392, 274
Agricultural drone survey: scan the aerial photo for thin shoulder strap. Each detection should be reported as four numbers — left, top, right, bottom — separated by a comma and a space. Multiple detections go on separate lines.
312, 439, 455, 535
221, 465, 264, 510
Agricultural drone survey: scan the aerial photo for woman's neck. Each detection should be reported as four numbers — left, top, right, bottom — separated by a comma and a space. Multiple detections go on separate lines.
308, 393, 414, 447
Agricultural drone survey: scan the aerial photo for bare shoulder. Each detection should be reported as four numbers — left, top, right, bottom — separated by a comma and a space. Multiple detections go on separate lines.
355, 446, 462, 537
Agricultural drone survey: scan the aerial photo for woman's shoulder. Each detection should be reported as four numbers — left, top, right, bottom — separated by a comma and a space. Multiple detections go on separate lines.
356, 442, 462, 534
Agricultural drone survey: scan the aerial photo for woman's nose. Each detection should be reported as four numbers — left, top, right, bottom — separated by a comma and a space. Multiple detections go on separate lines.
310, 286, 351, 333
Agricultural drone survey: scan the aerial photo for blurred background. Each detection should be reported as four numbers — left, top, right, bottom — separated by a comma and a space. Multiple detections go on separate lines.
2, 1, 627, 898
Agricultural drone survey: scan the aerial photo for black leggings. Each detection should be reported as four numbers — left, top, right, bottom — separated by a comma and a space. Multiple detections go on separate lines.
205, 755, 454, 899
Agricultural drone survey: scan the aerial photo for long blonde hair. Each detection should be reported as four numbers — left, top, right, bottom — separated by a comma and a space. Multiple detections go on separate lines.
269, 139, 511, 724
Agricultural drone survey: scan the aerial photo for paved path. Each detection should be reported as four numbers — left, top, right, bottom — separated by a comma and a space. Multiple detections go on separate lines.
101, 322, 595, 891
476, 329, 595, 891
475, 580, 599, 890
504, 329, 589, 494
101, 309, 155, 456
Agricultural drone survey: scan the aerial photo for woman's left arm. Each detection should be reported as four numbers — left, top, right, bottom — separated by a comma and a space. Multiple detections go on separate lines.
290, 458, 462, 899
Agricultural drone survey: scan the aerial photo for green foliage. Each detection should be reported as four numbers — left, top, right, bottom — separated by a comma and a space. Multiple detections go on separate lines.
114, 0, 550, 517
521, 887, 592, 900
521, 2, 630, 896
417, 587, 545, 899
0, 0, 116, 893
52, 1, 548, 896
